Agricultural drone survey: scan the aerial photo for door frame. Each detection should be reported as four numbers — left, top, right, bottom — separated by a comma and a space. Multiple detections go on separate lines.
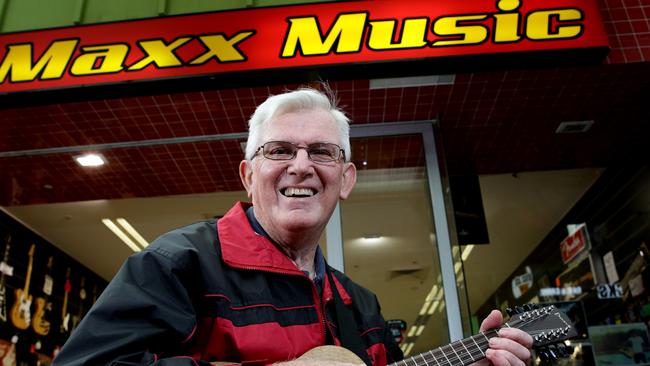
325, 120, 464, 342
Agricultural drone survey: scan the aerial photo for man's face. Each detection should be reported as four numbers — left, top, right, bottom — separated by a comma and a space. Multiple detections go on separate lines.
239, 108, 356, 240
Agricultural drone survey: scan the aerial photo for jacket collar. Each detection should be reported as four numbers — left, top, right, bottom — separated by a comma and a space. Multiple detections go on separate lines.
217, 202, 301, 273
217, 202, 351, 304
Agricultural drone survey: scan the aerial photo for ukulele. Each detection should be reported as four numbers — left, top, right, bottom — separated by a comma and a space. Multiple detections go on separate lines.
286, 305, 576, 366
0, 235, 13, 323
60, 268, 72, 335
32, 256, 54, 336
10, 244, 35, 330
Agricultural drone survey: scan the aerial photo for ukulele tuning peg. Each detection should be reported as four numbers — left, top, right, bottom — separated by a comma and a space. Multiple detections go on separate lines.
515, 305, 525, 314
506, 307, 515, 316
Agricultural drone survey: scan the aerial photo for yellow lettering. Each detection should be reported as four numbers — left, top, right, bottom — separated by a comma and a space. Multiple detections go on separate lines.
367, 18, 428, 50
190, 31, 254, 65
70, 44, 128, 75
0, 40, 77, 83
493, 0, 521, 43
128, 37, 192, 71
281, 13, 366, 57
431, 15, 489, 47
526, 9, 582, 40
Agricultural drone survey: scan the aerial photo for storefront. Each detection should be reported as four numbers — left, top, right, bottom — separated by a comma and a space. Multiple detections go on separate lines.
0, 0, 648, 364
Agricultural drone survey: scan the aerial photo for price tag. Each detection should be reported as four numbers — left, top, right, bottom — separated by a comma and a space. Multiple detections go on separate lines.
43, 275, 53, 295
0, 261, 13, 276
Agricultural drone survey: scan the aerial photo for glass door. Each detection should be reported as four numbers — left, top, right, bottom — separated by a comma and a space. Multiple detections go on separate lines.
325, 121, 465, 356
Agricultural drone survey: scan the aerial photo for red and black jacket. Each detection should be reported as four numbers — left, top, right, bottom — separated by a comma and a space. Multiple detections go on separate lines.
53, 202, 403, 365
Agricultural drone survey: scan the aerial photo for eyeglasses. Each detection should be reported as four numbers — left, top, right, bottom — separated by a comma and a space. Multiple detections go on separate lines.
254, 141, 345, 163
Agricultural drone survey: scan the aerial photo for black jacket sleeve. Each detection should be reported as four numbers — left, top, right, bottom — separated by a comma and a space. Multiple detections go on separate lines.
52, 232, 204, 366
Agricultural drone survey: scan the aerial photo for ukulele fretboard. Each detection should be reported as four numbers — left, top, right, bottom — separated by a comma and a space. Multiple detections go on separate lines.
392, 329, 499, 366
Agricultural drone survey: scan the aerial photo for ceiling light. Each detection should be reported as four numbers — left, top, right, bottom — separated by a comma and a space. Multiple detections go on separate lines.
116, 218, 149, 248
427, 285, 439, 301
74, 153, 106, 167
407, 326, 417, 337
404, 343, 415, 356
102, 218, 148, 252
454, 261, 462, 274
415, 325, 425, 336
102, 219, 141, 252
419, 301, 430, 316
361, 234, 383, 243
369, 74, 455, 89
461, 245, 474, 261
427, 301, 439, 315
555, 120, 594, 133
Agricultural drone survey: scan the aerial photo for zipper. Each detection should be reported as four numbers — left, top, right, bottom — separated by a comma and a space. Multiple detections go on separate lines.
228, 262, 328, 344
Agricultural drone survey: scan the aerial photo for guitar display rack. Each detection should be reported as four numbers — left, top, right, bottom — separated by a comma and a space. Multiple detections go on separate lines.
0, 220, 107, 366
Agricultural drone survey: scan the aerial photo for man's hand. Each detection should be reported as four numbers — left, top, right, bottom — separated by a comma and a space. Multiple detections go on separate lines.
473, 310, 533, 366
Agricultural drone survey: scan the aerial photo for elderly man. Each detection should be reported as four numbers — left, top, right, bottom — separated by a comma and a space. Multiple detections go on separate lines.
53, 88, 532, 366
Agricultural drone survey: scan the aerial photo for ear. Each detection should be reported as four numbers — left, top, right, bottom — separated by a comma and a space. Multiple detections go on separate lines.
239, 160, 253, 199
339, 162, 357, 200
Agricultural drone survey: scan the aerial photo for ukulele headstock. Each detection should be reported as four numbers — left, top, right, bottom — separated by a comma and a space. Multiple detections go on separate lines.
506, 304, 578, 347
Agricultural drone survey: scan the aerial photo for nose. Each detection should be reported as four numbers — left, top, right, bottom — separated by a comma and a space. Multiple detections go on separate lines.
286, 148, 314, 177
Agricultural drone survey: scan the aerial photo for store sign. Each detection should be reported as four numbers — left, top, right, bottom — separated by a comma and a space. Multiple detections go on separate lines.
540, 286, 583, 297
511, 266, 533, 299
0, 0, 609, 93
560, 224, 590, 264
596, 283, 622, 299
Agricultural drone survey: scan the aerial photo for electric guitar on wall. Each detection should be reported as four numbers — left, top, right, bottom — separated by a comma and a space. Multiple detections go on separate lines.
71, 276, 87, 332
10, 244, 35, 330
32, 256, 54, 336
0, 235, 13, 323
289, 305, 577, 366
60, 268, 72, 335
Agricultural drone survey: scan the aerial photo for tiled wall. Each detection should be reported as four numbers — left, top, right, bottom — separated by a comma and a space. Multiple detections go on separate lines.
600, 0, 650, 62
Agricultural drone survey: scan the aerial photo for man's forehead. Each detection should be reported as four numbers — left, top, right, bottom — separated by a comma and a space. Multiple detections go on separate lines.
262, 109, 340, 141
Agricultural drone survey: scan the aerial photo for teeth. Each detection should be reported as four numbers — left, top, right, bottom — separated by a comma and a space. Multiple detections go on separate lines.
284, 187, 314, 197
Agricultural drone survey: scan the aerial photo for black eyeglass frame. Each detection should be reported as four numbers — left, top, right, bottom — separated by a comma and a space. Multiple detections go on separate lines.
253, 141, 346, 163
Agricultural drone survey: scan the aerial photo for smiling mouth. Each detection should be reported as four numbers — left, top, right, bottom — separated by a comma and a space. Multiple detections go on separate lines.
281, 187, 316, 197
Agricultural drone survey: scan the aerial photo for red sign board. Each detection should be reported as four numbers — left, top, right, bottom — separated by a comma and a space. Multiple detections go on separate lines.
0, 0, 609, 93
560, 225, 590, 264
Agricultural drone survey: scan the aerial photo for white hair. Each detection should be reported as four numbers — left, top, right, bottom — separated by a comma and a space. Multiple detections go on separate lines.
245, 88, 351, 162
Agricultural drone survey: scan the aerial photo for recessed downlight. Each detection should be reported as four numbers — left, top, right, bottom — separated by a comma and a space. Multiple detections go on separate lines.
74, 153, 106, 167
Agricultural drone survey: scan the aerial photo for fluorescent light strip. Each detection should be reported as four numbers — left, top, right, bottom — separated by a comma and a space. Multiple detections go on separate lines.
116, 218, 149, 248
415, 325, 425, 337
461, 245, 475, 261
404, 343, 415, 356
407, 326, 417, 337
419, 301, 431, 316
427, 300, 439, 315
102, 219, 141, 252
